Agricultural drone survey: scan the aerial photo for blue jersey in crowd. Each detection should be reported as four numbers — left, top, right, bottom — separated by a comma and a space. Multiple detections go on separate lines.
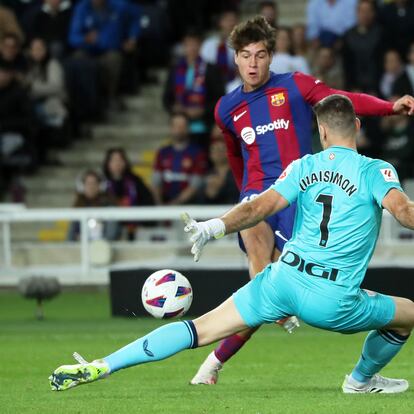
69, 0, 141, 52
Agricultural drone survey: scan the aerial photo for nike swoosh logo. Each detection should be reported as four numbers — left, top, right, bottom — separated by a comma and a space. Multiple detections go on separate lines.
315, 79, 321, 84
233, 110, 247, 122
275, 230, 288, 242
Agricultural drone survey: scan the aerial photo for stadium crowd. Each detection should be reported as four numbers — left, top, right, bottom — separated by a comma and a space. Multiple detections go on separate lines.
1, 0, 414, 240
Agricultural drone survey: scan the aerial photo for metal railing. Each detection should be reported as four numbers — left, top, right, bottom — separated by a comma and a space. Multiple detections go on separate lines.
0, 205, 412, 278
0, 205, 232, 276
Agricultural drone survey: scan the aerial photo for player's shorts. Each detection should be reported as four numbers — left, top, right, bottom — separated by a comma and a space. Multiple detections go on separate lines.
238, 190, 297, 253
233, 260, 396, 334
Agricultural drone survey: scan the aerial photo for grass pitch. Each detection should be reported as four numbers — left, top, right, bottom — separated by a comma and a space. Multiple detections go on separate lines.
1, 290, 414, 414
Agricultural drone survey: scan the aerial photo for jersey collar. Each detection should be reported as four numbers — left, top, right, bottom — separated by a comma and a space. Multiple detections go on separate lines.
328, 146, 357, 153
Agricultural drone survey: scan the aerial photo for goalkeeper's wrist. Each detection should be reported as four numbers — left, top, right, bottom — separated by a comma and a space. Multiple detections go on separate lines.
206, 218, 226, 239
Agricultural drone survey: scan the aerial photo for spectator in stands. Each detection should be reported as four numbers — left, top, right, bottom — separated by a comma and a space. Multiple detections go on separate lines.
342, 0, 383, 93
103, 147, 154, 239
27, 38, 68, 131
394, 42, 414, 97
312, 46, 344, 89
380, 113, 414, 181
292, 23, 312, 63
27, 0, 73, 59
200, 137, 238, 204
258, 1, 278, 29
269, 27, 310, 74
152, 113, 207, 205
0, 33, 28, 83
379, 50, 405, 99
163, 30, 225, 145
0, 4, 25, 44
0, 60, 37, 171
68, 0, 141, 109
379, 0, 414, 57
225, 67, 242, 93
200, 9, 238, 90
307, 0, 358, 48
67, 169, 120, 241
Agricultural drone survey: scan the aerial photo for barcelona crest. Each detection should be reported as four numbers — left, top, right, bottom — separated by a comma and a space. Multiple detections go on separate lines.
271, 93, 285, 106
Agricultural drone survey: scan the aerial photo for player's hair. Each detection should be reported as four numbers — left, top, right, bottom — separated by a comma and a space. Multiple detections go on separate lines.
314, 95, 357, 138
229, 16, 276, 54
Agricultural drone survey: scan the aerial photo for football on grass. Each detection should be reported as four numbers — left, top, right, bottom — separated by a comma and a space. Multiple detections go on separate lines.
141, 269, 193, 319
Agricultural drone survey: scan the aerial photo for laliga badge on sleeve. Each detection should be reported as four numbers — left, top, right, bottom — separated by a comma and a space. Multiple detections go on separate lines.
380, 168, 399, 183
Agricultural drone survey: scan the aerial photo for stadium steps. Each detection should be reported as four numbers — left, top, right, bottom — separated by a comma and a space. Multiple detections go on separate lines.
22, 75, 168, 212
8, 241, 243, 267
241, 0, 307, 24
8, 222, 59, 242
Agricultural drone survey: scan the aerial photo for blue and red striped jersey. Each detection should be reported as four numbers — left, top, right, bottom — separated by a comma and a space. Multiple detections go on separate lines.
154, 143, 207, 203
215, 71, 394, 193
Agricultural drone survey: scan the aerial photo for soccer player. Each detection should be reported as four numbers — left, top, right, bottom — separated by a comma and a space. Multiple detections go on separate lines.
50, 95, 414, 394
190, 15, 414, 385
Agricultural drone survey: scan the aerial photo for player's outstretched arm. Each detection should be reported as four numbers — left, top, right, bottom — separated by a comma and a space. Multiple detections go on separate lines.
293, 72, 414, 117
183, 189, 288, 261
221, 188, 288, 234
383, 189, 414, 230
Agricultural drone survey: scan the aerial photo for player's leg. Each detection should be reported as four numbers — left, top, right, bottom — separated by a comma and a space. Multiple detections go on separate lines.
49, 297, 249, 391
344, 295, 414, 394
190, 222, 274, 384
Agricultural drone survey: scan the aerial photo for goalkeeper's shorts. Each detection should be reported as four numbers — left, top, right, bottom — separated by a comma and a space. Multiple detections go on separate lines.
233, 260, 396, 334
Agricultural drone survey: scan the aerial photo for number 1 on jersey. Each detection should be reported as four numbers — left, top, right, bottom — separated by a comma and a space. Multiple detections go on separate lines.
316, 194, 333, 247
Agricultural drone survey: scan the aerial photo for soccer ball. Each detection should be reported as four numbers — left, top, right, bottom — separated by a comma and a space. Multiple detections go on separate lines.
141, 269, 193, 319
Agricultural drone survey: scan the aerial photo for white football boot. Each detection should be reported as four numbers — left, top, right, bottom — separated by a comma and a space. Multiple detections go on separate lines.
276, 316, 300, 333
190, 352, 222, 385
342, 374, 409, 394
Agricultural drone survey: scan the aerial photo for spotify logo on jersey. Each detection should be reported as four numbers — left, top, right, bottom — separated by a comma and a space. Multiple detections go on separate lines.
241, 127, 256, 144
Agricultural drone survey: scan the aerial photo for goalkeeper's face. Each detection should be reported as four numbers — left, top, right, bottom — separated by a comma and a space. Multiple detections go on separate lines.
235, 42, 272, 92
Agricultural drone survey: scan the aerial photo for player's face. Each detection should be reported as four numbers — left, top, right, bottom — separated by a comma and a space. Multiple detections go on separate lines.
235, 42, 272, 92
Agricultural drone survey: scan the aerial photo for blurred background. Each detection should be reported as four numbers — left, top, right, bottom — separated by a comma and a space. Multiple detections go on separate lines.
1, 0, 414, 305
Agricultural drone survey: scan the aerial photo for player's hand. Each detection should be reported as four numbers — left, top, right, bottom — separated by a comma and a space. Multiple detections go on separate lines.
182, 213, 211, 262
392, 95, 414, 116
182, 213, 226, 262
